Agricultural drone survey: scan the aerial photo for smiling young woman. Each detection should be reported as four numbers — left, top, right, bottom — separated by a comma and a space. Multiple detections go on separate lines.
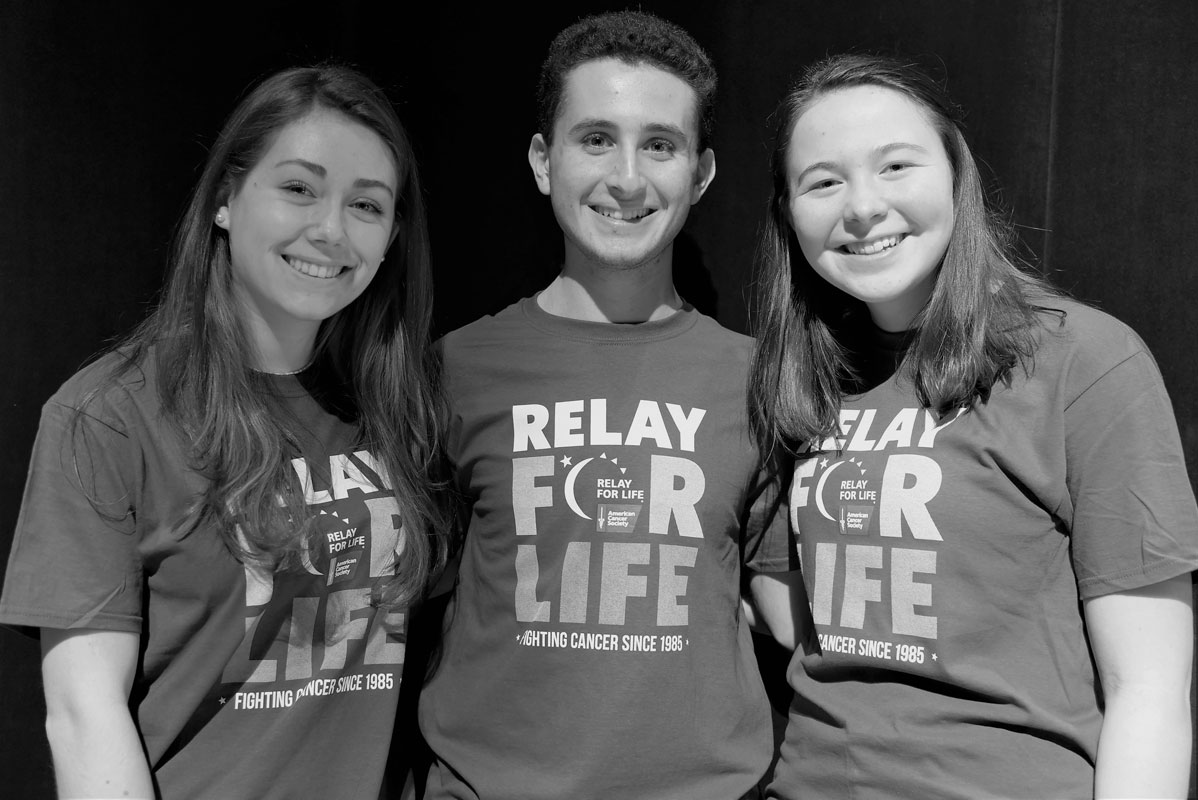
784, 85, 954, 333
0, 65, 448, 799
749, 53, 1198, 800
216, 110, 397, 372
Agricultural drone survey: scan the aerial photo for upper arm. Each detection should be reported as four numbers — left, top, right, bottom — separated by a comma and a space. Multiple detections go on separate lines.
2, 395, 144, 632
1064, 344, 1198, 596
42, 628, 140, 715
39, 629, 155, 798
747, 570, 805, 651
1083, 573, 1194, 697
740, 460, 794, 574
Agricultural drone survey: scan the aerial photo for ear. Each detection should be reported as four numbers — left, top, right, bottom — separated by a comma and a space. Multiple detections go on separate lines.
690, 148, 716, 205
528, 133, 552, 197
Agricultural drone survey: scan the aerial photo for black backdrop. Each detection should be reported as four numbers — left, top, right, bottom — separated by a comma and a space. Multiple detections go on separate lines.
3, 1, 1196, 796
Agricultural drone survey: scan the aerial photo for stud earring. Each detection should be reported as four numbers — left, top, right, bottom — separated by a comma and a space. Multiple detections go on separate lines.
215, 211, 226, 225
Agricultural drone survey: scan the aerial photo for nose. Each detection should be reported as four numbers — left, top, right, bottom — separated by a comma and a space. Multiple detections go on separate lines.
606, 146, 647, 196
311, 201, 349, 248
843, 179, 888, 226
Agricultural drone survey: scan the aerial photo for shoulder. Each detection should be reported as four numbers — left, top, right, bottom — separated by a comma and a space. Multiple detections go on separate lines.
1035, 298, 1148, 365
44, 348, 162, 431
690, 311, 754, 347
1031, 298, 1160, 401
439, 299, 530, 355
681, 311, 755, 369
1043, 298, 1143, 347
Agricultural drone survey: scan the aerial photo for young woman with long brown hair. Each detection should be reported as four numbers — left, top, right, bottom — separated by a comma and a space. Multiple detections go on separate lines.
0, 64, 447, 798
751, 53, 1197, 799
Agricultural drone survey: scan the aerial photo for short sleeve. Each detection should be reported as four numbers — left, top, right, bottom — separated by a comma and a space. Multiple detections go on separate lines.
1065, 348, 1198, 598
0, 396, 144, 633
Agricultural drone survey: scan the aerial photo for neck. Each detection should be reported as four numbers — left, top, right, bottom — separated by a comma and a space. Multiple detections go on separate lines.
540, 248, 681, 323
243, 314, 319, 374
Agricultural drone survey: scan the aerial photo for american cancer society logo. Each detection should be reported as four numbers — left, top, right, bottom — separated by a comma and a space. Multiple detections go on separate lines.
598, 504, 641, 532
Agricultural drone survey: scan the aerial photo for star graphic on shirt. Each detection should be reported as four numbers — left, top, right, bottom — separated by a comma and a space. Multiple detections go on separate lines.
560, 455, 573, 467
932, 653, 938, 661
820, 458, 829, 469
219, 697, 227, 705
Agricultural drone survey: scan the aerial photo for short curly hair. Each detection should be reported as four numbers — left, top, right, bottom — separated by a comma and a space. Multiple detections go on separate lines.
535, 10, 717, 150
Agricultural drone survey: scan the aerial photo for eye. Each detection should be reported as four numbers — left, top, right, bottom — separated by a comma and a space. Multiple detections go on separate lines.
882, 162, 911, 175
646, 138, 676, 156
581, 132, 611, 150
351, 199, 385, 216
803, 177, 840, 193
282, 180, 315, 197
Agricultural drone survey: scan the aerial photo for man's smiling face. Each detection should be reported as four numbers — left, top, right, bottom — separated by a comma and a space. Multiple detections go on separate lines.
529, 58, 715, 274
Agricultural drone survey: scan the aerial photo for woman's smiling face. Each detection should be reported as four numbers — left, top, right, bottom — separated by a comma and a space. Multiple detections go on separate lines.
216, 110, 397, 351
786, 85, 955, 332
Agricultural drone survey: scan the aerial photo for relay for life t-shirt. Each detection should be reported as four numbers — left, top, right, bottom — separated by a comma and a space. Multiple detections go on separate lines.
1, 353, 411, 799
419, 297, 791, 800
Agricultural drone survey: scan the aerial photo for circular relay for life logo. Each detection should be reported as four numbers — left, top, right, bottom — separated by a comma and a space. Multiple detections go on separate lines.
562, 452, 644, 533
814, 457, 878, 535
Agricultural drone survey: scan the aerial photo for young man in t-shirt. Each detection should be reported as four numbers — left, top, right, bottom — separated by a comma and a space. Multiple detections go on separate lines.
417, 11, 796, 799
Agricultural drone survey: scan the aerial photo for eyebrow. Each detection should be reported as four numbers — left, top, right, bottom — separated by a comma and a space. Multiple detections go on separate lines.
566, 118, 693, 147
793, 141, 931, 185
274, 158, 395, 197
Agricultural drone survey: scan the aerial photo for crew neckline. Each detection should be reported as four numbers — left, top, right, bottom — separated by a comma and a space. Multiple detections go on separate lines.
252, 369, 309, 399
518, 294, 700, 343
865, 324, 914, 358
846, 322, 915, 392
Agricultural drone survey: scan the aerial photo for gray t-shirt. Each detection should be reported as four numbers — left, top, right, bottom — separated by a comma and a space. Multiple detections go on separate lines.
420, 297, 792, 800
770, 299, 1198, 799
0, 352, 409, 799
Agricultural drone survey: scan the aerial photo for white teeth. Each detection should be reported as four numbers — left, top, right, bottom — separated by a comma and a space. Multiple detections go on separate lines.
286, 256, 346, 279
594, 207, 653, 221
843, 235, 903, 255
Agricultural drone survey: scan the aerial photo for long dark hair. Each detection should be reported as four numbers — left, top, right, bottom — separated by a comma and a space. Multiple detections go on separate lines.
79, 64, 447, 608
750, 53, 1063, 459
